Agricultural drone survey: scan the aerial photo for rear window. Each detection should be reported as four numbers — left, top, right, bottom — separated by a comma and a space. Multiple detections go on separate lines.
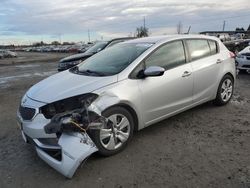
186, 39, 211, 61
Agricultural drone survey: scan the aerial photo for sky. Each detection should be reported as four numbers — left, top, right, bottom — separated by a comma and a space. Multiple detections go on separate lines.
0, 0, 250, 45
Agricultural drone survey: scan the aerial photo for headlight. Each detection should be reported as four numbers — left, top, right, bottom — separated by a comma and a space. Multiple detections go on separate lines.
40, 93, 98, 119
236, 54, 244, 59
69, 60, 81, 65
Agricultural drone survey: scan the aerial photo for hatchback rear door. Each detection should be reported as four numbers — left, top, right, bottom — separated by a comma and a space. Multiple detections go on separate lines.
185, 39, 222, 103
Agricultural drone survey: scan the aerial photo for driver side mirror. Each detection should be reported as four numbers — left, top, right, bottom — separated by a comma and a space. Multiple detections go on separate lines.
143, 66, 165, 77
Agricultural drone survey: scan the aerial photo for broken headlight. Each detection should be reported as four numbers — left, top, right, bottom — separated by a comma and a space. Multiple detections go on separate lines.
40, 93, 98, 119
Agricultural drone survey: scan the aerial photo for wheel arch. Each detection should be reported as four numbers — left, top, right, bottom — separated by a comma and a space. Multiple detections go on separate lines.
214, 72, 234, 105
102, 103, 139, 132
224, 72, 235, 82
213, 71, 235, 100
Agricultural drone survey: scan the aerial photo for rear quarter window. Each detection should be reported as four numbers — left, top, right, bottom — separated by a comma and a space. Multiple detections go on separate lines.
208, 40, 218, 55
186, 39, 211, 61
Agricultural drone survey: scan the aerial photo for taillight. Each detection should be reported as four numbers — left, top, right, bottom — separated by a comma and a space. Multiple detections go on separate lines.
229, 51, 235, 58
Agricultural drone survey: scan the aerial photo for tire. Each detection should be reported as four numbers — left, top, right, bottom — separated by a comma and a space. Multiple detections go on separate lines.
214, 74, 234, 106
90, 106, 134, 156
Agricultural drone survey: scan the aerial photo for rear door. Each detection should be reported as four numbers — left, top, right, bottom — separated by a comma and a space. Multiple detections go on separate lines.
185, 39, 222, 103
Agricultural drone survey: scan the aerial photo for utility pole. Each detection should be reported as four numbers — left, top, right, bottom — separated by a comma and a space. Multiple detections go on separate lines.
88, 29, 90, 42
187, 26, 191, 34
222, 20, 226, 31
177, 21, 182, 34
58, 34, 62, 44
143, 16, 146, 30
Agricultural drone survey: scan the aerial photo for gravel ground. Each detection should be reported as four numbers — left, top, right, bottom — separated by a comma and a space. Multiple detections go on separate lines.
0, 52, 250, 188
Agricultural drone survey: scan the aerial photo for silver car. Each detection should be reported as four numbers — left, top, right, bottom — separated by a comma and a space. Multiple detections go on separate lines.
235, 46, 250, 72
17, 35, 236, 178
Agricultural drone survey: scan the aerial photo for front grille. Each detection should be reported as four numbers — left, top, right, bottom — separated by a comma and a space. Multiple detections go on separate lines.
19, 106, 36, 120
242, 53, 250, 56
242, 65, 250, 68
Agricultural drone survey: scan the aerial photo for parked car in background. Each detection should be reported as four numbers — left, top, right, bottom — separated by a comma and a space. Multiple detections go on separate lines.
17, 35, 235, 178
235, 46, 250, 72
224, 39, 250, 54
57, 37, 135, 71
0, 50, 17, 58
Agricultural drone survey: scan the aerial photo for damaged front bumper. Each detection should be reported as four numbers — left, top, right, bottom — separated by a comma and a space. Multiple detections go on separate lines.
36, 133, 98, 178
17, 98, 106, 178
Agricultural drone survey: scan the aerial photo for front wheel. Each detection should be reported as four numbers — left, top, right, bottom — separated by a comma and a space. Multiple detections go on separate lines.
214, 75, 234, 106
91, 106, 134, 156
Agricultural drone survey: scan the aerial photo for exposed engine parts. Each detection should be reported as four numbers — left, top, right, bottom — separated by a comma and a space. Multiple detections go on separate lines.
44, 107, 107, 134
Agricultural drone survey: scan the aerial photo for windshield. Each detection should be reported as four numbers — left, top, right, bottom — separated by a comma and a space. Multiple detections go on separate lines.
86, 41, 108, 53
71, 43, 153, 76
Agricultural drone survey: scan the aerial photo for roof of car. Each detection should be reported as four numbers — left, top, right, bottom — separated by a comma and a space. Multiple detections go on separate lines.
94, 37, 136, 44
125, 34, 219, 44
110, 37, 136, 41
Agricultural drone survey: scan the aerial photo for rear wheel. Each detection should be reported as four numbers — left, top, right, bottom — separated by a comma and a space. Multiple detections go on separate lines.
214, 75, 234, 106
91, 106, 134, 156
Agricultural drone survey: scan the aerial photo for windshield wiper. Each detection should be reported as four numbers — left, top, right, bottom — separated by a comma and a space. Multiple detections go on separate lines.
79, 69, 107, 76
69, 66, 79, 73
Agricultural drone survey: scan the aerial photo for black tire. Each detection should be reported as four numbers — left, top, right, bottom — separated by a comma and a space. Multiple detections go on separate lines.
214, 74, 234, 106
90, 106, 134, 156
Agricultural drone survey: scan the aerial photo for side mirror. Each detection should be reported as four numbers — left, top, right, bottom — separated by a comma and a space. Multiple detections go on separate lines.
144, 66, 165, 77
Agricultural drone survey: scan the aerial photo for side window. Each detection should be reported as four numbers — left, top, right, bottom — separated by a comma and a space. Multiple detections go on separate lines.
186, 39, 211, 61
145, 41, 186, 70
208, 40, 218, 55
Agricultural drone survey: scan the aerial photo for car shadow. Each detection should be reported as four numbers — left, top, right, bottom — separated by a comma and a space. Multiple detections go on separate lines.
90, 100, 217, 161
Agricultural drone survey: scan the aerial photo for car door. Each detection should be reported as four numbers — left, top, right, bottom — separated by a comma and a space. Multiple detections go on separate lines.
185, 39, 222, 103
137, 40, 194, 126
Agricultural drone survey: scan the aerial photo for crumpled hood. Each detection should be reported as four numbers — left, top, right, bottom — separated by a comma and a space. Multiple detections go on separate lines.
60, 52, 94, 63
27, 71, 117, 103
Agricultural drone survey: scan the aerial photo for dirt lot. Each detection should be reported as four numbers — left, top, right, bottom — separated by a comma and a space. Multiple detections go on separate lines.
0, 52, 250, 188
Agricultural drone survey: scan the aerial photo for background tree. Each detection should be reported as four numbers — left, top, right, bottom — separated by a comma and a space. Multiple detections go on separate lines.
135, 26, 149, 37
33, 41, 45, 46
51, 41, 61, 45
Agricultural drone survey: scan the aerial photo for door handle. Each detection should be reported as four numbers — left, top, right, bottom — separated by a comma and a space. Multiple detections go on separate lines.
182, 71, 192, 77
216, 59, 222, 64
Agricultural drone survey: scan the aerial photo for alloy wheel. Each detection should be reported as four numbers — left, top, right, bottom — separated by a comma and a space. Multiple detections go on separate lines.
221, 78, 233, 102
99, 114, 130, 150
